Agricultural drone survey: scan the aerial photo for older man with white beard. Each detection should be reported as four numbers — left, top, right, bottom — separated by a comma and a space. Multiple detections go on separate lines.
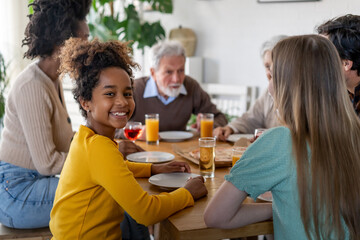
130, 40, 227, 131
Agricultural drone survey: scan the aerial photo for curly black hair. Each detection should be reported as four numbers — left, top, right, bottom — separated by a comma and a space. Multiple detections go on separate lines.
22, 0, 91, 59
317, 14, 360, 76
59, 38, 140, 118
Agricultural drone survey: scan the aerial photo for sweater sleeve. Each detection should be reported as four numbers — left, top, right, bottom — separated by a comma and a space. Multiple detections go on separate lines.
89, 137, 194, 226
15, 81, 67, 175
125, 160, 152, 177
228, 91, 270, 134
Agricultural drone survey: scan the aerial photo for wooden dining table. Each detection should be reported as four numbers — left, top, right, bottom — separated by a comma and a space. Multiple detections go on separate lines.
133, 133, 274, 240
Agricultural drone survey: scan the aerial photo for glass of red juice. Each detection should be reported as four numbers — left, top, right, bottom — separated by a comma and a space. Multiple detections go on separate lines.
124, 122, 143, 142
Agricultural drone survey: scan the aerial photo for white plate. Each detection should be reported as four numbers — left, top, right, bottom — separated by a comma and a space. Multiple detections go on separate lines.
149, 172, 203, 190
159, 131, 193, 142
127, 151, 174, 163
257, 191, 273, 202
227, 134, 253, 142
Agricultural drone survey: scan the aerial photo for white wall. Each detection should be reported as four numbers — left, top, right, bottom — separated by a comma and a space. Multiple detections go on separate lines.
2, 0, 360, 93
135, 0, 360, 92
0, 0, 32, 84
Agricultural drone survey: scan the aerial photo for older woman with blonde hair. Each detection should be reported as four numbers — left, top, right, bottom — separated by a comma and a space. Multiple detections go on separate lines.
213, 35, 287, 141
204, 35, 360, 239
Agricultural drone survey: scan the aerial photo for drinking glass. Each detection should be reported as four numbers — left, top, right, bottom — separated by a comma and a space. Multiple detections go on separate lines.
124, 122, 143, 143
145, 113, 159, 145
200, 113, 214, 138
198, 137, 216, 178
254, 128, 267, 141
232, 147, 247, 166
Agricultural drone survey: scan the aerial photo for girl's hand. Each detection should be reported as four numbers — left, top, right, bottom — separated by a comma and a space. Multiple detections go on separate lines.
184, 176, 208, 200
151, 161, 191, 175
118, 140, 144, 158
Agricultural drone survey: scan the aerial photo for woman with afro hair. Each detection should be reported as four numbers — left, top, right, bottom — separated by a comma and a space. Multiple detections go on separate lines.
0, 0, 91, 229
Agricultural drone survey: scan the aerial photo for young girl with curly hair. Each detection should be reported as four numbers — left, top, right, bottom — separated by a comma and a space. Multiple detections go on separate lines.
0, 0, 91, 229
49, 38, 207, 239
204, 35, 360, 239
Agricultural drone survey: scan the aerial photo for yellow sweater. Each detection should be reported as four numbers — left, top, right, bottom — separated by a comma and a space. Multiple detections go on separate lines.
50, 125, 194, 239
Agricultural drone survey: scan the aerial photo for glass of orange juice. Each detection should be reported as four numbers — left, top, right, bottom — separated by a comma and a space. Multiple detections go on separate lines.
145, 113, 159, 145
199, 137, 216, 178
232, 147, 247, 166
200, 113, 214, 138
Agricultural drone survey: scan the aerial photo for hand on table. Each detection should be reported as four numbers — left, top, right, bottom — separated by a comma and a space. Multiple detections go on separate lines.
151, 161, 191, 175
213, 126, 234, 142
184, 176, 208, 200
118, 140, 144, 157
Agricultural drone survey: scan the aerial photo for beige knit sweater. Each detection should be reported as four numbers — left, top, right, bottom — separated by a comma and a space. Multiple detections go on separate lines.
0, 61, 74, 175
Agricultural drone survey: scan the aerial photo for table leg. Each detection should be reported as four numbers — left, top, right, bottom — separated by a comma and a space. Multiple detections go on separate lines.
154, 220, 179, 240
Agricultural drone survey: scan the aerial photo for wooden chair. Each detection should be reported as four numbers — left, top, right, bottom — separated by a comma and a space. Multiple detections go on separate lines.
0, 223, 52, 240
202, 83, 260, 117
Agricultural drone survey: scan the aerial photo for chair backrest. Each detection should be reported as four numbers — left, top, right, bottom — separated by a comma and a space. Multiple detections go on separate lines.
202, 83, 260, 117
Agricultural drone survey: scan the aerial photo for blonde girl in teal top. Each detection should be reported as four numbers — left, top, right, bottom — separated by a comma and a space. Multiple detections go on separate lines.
204, 35, 360, 239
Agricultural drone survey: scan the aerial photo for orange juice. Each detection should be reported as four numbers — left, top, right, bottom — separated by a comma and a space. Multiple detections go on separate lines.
231, 147, 247, 166
145, 118, 159, 143
232, 155, 242, 166
200, 146, 215, 178
200, 119, 213, 138
199, 137, 216, 178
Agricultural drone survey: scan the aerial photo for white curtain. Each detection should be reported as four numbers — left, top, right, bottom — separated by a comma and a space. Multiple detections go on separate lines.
0, 0, 32, 85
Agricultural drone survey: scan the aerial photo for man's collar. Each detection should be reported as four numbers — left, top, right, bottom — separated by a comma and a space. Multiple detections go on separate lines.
143, 77, 160, 98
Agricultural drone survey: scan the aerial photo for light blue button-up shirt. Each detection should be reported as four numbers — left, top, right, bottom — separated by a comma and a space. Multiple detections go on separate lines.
143, 77, 187, 105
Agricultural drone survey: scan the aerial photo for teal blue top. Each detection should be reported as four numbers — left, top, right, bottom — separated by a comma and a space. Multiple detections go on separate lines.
226, 126, 349, 240
226, 126, 305, 239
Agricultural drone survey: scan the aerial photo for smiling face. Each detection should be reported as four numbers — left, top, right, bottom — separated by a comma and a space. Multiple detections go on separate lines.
81, 67, 135, 139
151, 55, 186, 98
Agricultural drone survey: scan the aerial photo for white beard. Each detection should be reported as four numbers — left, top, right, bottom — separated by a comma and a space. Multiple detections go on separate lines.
158, 83, 182, 98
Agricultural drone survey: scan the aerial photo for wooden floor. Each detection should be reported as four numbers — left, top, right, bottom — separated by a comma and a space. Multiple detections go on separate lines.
0, 224, 52, 240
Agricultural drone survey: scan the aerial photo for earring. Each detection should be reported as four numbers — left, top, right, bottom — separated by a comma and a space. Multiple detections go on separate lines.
87, 109, 91, 113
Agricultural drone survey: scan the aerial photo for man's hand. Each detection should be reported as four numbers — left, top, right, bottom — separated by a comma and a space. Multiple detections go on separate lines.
151, 161, 191, 175
213, 126, 234, 141
118, 140, 144, 158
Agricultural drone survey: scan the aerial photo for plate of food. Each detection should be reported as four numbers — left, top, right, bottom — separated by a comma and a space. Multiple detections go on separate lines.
227, 134, 253, 143
257, 191, 273, 202
173, 145, 233, 167
126, 151, 174, 163
159, 131, 193, 142
149, 172, 203, 190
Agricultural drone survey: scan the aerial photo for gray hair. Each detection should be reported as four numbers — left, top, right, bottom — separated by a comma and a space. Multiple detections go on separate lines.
260, 35, 288, 58
149, 40, 186, 70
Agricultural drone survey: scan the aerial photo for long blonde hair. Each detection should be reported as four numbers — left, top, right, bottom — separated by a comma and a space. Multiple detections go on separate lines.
272, 35, 360, 239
